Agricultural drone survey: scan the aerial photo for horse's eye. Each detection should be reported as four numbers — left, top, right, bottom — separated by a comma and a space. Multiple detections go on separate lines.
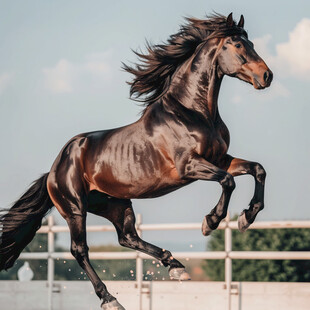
235, 43, 242, 48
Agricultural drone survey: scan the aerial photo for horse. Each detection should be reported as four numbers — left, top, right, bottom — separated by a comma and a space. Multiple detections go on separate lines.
0, 13, 272, 310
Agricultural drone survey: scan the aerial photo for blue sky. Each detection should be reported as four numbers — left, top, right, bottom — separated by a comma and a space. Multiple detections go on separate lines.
0, 1, 309, 250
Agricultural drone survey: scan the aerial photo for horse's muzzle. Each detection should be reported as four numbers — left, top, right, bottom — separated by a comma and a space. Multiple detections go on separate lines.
253, 69, 273, 89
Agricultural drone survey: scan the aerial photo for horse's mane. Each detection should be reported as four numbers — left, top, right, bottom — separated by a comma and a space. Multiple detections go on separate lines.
123, 14, 248, 106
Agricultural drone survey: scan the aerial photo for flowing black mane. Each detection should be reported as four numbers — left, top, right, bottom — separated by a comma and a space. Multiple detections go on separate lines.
123, 14, 248, 105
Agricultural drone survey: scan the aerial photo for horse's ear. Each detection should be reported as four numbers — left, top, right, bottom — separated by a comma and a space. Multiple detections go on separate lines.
238, 15, 244, 28
226, 13, 234, 28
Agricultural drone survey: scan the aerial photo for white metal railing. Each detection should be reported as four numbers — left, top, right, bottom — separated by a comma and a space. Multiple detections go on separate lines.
16, 214, 310, 310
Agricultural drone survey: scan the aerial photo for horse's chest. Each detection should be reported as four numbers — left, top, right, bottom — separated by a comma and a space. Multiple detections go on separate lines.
201, 130, 229, 162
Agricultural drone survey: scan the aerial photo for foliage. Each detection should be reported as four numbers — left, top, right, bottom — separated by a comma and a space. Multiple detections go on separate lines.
203, 218, 310, 282
0, 231, 48, 280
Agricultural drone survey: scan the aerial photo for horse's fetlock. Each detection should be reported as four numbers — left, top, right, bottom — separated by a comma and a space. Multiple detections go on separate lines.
250, 200, 264, 212
157, 250, 173, 267
161, 250, 173, 261
101, 292, 115, 304
255, 202, 264, 211
206, 214, 220, 230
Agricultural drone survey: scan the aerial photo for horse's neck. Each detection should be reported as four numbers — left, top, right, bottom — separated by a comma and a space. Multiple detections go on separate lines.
164, 46, 223, 122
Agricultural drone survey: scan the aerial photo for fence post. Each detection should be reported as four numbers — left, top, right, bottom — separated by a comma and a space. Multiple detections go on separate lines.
47, 215, 55, 310
136, 214, 143, 310
225, 213, 232, 310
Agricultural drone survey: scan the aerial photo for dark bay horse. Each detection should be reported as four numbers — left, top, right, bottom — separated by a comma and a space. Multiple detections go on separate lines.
0, 13, 272, 309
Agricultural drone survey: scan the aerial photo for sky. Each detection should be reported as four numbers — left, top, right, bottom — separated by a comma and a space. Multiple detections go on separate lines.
0, 0, 310, 251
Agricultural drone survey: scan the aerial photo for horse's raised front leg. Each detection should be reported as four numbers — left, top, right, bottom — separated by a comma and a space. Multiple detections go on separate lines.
219, 155, 266, 232
176, 154, 236, 236
87, 193, 190, 281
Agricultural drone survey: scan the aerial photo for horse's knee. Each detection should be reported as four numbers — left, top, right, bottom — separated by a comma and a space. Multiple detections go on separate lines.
220, 173, 235, 192
254, 163, 266, 184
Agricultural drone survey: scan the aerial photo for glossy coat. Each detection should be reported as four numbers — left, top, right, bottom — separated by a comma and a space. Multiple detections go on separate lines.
0, 13, 272, 309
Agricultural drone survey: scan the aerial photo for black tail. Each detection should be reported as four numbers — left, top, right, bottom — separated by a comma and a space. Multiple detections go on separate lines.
0, 173, 54, 271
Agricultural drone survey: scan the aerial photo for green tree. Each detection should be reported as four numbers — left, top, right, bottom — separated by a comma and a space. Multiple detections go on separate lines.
203, 220, 310, 282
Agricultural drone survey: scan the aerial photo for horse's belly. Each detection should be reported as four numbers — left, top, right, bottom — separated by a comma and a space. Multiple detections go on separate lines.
88, 164, 188, 199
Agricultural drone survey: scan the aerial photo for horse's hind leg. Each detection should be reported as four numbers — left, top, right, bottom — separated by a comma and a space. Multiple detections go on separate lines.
88, 193, 190, 281
47, 183, 125, 309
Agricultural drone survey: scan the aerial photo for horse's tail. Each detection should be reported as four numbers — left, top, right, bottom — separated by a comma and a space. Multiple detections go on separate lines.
0, 173, 54, 271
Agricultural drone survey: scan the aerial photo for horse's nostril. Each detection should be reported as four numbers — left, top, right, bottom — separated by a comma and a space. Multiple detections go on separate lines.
264, 70, 273, 84
268, 71, 273, 83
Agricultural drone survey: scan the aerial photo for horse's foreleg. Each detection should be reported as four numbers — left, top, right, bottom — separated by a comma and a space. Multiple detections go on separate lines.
219, 155, 266, 232
88, 196, 190, 281
177, 155, 236, 236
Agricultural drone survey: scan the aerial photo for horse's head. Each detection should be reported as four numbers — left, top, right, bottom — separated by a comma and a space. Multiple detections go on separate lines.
216, 13, 273, 89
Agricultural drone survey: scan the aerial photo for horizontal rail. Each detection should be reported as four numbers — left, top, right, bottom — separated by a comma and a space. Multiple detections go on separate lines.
19, 250, 310, 261
37, 220, 310, 234
226, 221, 310, 230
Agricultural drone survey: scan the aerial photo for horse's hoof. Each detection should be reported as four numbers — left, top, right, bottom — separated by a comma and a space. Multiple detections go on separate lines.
169, 268, 191, 281
238, 211, 250, 233
101, 299, 126, 310
202, 216, 212, 236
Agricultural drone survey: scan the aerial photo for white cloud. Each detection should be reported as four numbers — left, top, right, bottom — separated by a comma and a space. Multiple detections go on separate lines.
276, 18, 310, 76
42, 51, 114, 94
43, 59, 75, 93
0, 73, 14, 95
253, 18, 310, 79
